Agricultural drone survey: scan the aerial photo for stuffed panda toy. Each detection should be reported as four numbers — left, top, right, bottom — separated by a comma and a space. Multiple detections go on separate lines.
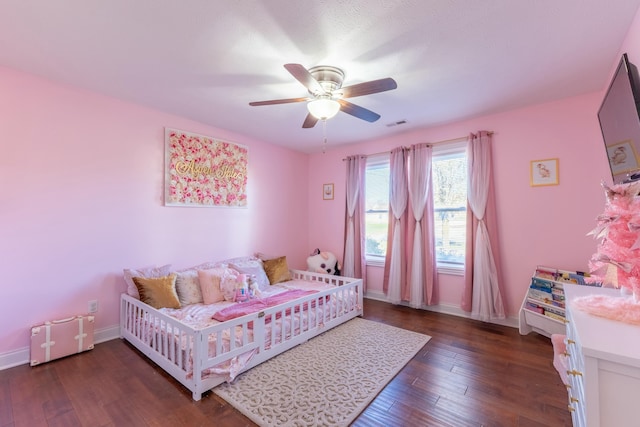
306, 248, 341, 275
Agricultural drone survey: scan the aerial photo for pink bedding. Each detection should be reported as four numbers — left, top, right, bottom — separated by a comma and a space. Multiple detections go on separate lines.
150, 280, 340, 381
159, 279, 336, 329
212, 289, 318, 322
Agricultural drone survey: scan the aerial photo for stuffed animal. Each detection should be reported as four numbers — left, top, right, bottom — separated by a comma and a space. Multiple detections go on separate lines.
306, 248, 341, 275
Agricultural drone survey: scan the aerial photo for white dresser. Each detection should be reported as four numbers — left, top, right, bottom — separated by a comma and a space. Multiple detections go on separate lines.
564, 284, 640, 427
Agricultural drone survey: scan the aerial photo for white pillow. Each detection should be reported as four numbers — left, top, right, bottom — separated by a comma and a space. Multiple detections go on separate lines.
229, 259, 270, 291
175, 270, 203, 305
189, 260, 226, 270
123, 264, 172, 299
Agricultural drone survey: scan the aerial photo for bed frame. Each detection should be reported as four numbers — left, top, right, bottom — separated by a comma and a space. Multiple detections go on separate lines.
120, 270, 363, 400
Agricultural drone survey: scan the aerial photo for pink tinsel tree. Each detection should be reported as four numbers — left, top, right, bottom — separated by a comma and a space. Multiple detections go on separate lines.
588, 181, 640, 299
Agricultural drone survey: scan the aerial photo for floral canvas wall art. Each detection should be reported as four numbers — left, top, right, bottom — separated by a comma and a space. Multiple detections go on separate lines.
165, 128, 248, 207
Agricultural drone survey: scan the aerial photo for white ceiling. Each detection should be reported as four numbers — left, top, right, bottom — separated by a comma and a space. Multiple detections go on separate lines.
1, 0, 639, 153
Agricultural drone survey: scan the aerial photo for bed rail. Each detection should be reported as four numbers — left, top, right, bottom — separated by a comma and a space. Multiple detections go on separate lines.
120, 270, 363, 400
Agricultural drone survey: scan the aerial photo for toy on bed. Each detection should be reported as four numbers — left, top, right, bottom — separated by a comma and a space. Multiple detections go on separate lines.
306, 248, 341, 275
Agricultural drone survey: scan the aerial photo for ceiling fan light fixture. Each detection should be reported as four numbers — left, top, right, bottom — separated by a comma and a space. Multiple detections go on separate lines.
307, 97, 340, 120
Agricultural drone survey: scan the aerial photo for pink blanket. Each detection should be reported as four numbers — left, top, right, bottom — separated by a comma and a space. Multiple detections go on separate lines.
212, 289, 319, 322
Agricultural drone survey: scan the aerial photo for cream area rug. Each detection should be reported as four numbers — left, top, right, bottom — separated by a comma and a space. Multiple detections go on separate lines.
213, 317, 431, 427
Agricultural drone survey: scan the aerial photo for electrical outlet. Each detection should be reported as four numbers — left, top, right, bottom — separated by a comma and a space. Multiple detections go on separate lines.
88, 300, 98, 313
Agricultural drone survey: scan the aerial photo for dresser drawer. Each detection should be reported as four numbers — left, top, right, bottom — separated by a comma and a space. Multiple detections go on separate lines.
564, 284, 640, 427
565, 297, 586, 426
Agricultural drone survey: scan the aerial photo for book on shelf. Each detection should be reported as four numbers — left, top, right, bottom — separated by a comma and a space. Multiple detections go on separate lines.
525, 301, 544, 314
530, 277, 554, 291
524, 300, 565, 320
529, 288, 552, 301
549, 299, 565, 309
526, 295, 565, 312
545, 305, 564, 317
533, 265, 602, 287
534, 266, 558, 281
544, 311, 565, 322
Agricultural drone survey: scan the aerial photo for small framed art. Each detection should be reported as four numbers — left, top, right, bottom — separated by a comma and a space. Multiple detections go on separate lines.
530, 158, 559, 187
606, 140, 639, 176
323, 183, 334, 200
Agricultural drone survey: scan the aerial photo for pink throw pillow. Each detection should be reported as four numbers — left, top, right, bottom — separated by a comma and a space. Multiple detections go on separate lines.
198, 269, 225, 304
198, 267, 239, 304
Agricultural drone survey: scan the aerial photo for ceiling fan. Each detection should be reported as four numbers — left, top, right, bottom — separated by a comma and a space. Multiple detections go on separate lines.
249, 63, 397, 128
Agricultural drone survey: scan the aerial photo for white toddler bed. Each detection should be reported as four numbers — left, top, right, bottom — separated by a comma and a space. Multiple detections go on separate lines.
120, 270, 363, 400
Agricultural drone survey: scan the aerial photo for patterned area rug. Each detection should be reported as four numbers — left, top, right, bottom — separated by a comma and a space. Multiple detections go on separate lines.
213, 317, 431, 427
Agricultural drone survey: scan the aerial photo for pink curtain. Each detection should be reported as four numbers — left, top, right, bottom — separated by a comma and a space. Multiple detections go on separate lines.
342, 155, 366, 288
406, 143, 437, 307
462, 131, 505, 320
383, 147, 409, 304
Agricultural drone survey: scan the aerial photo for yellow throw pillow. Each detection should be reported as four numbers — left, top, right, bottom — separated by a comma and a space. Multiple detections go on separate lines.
263, 256, 292, 285
133, 274, 180, 309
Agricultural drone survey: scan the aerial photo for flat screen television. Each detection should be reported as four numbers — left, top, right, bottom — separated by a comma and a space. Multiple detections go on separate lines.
598, 53, 640, 184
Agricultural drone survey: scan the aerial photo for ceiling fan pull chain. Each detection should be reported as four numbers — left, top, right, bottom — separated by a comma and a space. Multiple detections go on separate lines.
322, 119, 328, 154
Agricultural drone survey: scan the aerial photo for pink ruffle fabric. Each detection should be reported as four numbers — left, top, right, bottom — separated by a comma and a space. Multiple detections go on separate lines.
551, 334, 568, 385
572, 295, 640, 325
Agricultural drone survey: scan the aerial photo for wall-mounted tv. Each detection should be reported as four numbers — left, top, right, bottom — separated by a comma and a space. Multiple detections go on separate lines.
598, 53, 640, 184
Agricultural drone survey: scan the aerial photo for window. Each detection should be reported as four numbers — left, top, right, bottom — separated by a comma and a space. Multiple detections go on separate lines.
432, 142, 467, 268
364, 154, 390, 265
363, 142, 467, 270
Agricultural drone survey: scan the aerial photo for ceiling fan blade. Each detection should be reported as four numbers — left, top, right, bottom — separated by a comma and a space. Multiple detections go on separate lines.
337, 99, 381, 122
302, 113, 319, 128
340, 78, 397, 98
249, 97, 308, 106
284, 63, 325, 96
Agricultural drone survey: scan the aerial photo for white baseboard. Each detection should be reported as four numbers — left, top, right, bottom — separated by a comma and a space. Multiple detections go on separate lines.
363, 290, 387, 302
363, 292, 519, 329
2, 299, 520, 371
0, 324, 120, 371
0, 348, 29, 371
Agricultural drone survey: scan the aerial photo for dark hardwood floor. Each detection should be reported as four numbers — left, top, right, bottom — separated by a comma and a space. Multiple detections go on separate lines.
0, 299, 572, 427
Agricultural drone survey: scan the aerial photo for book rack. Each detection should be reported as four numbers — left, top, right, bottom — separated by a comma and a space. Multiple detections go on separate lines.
518, 265, 597, 337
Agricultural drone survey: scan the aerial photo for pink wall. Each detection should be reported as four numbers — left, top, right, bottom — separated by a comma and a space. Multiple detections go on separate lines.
2, 6, 639, 359
308, 5, 640, 318
0, 67, 310, 354
621, 2, 640, 64
308, 92, 611, 318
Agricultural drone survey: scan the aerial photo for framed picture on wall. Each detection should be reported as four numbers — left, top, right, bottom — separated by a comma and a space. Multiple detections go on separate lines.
606, 140, 639, 176
530, 158, 559, 187
323, 183, 334, 200
164, 128, 248, 207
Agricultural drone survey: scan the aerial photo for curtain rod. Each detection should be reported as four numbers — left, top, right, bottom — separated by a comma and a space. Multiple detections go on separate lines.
342, 131, 493, 160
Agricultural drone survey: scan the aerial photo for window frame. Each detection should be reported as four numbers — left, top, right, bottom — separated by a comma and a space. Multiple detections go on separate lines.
431, 140, 467, 273
362, 141, 468, 274
364, 153, 390, 266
